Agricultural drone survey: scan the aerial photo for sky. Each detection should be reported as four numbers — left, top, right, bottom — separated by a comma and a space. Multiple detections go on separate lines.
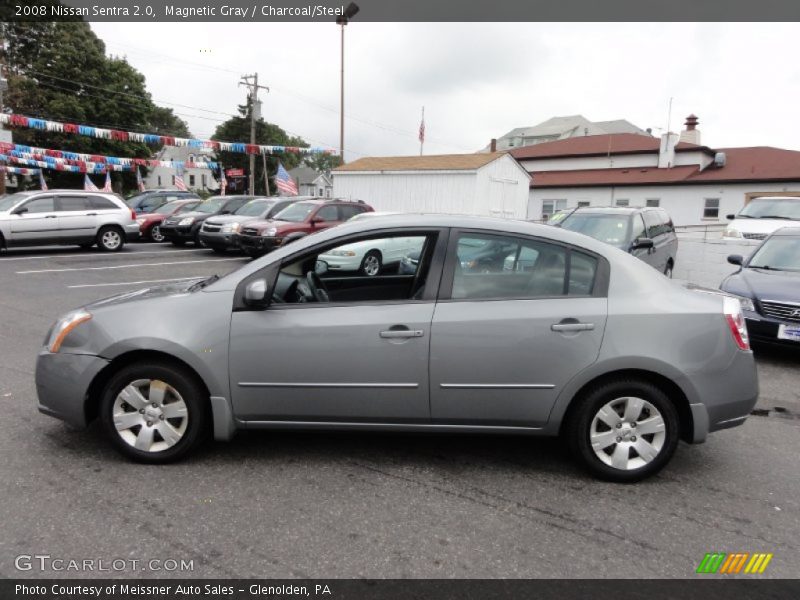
90, 22, 800, 162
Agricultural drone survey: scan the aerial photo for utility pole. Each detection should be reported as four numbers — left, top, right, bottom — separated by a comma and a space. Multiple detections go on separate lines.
0, 29, 7, 195
239, 73, 269, 195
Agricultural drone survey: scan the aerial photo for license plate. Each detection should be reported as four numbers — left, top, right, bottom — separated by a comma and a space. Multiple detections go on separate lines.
777, 324, 800, 342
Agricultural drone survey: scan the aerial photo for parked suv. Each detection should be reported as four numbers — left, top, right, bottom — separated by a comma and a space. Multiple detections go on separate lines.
160, 195, 253, 246
724, 196, 800, 240
234, 198, 373, 258
126, 190, 199, 214
199, 196, 305, 253
0, 190, 139, 252
553, 206, 678, 277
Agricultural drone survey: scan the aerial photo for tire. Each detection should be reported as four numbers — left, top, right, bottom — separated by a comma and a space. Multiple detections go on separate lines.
149, 225, 165, 243
78, 242, 94, 250
96, 226, 125, 252
565, 379, 679, 482
99, 361, 209, 463
360, 250, 383, 277
171, 239, 186, 247
664, 262, 674, 279
194, 231, 206, 247
211, 247, 227, 254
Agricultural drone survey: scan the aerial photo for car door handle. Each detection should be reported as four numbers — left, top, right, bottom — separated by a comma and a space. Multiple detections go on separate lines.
44, 215, 57, 218
85, 212, 97, 216
551, 322, 594, 332
380, 329, 424, 339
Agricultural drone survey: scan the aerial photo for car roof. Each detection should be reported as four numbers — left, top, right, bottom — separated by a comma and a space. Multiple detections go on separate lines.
564, 206, 651, 215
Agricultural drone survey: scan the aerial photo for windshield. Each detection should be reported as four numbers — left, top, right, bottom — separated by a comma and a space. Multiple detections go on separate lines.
155, 200, 184, 215
235, 199, 272, 216
559, 214, 631, 248
194, 197, 226, 214
0, 192, 29, 212
748, 237, 800, 271
739, 198, 800, 220
273, 201, 317, 222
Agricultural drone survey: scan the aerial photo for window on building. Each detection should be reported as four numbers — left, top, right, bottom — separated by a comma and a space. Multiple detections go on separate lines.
319, 187, 324, 196
202, 174, 207, 188
646, 198, 660, 207
577, 201, 591, 208
704, 198, 720, 219
615, 198, 630, 207
326, 188, 331, 198
158, 176, 162, 186
542, 199, 567, 220
189, 174, 195, 187
171, 175, 175, 185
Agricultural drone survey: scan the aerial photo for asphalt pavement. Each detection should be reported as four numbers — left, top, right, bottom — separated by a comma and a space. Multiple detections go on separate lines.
0, 243, 798, 579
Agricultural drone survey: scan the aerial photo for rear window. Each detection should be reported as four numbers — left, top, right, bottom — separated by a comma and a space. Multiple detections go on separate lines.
559, 214, 631, 249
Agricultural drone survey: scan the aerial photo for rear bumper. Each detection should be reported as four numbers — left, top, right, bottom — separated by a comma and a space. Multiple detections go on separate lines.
36, 350, 110, 429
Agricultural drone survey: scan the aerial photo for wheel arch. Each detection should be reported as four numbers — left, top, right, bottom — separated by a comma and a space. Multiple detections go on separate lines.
556, 368, 694, 443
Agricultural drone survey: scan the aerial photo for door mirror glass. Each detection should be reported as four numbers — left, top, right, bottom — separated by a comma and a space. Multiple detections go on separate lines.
314, 260, 329, 276
631, 238, 654, 251
727, 254, 743, 266
244, 279, 270, 307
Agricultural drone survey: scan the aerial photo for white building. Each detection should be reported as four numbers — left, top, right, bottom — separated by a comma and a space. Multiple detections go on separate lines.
332, 153, 531, 219
288, 166, 332, 198
483, 115, 649, 152
512, 116, 800, 225
143, 146, 220, 193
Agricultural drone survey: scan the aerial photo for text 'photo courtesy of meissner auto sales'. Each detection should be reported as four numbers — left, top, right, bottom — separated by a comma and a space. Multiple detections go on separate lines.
1, 1, 799, 599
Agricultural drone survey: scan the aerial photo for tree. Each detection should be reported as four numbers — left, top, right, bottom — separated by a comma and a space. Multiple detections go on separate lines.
303, 152, 343, 174
212, 99, 307, 196
0, 17, 191, 192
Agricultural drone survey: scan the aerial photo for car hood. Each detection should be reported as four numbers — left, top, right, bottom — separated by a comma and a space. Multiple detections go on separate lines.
242, 219, 292, 232
721, 268, 800, 303
164, 210, 213, 223
205, 214, 255, 226
726, 218, 800, 235
84, 277, 208, 310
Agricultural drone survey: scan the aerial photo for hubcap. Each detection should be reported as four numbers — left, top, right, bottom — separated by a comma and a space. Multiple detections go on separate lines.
589, 396, 666, 471
151, 226, 164, 242
364, 255, 380, 276
112, 379, 188, 453
102, 230, 121, 249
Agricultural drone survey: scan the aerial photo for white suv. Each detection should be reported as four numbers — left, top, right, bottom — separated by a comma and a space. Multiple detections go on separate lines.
0, 190, 140, 252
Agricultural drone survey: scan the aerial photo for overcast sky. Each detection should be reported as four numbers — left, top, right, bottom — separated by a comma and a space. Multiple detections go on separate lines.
90, 22, 800, 161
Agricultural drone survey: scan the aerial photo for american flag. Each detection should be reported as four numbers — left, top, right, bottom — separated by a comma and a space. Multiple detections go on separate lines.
84, 174, 99, 191
136, 166, 146, 192
39, 170, 48, 191
275, 162, 297, 196
102, 170, 112, 192
173, 165, 188, 191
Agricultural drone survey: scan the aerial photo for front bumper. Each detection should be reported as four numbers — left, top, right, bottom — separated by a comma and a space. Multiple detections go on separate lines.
36, 350, 110, 429
745, 315, 800, 347
199, 230, 237, 250
160, 223, 197, 241
234, 233, 282, 255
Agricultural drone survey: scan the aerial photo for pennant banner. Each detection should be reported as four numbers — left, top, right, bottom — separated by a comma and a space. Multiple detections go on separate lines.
0, 113, 335, 156
0, 165, 40, 175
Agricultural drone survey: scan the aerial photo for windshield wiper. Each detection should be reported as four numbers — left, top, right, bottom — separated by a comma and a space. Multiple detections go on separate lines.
735, 214, 754, 218
188, 274, 220, 291
759, 215, 793, 220
749, 265, 783, 271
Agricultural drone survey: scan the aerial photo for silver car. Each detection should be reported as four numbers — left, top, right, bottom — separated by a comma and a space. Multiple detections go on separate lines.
0, 190, 139, 252
35, 215, 758, 481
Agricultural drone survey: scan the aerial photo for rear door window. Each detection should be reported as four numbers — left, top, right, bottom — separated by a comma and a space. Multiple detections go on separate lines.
315, 205, 339, 222
57, 196, 91, 211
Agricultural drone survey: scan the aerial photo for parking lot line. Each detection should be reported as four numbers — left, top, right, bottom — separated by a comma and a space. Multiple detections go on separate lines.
0, 248, 211, 261
68, 277, 203, 289
16, 258, 246, 274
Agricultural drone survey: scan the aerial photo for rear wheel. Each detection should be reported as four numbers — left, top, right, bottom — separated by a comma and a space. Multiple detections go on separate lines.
99, 362, 209, 463
566, 379, 679, 482
664, 262, 674, 279
96, 226, 125, 252
149, 225, 165, 243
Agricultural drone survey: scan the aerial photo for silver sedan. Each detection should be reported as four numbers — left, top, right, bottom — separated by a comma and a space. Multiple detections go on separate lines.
35, 215, 758, 482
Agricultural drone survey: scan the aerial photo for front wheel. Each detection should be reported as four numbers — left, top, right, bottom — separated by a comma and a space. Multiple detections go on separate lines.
100, 362, 209, 463
360, 250, 382, 277
566, 379, 679, 482
96, 226, 125, 252
664, 262, 674, 279
149, 225, 165, 243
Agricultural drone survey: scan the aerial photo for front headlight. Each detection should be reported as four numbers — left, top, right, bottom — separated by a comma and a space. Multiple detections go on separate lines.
726, 293, 755, 312
261, 227, 278, 237
329, 250, 357, 257
47, 310, 92, 353
221, 224, 234, 233
178, 217, 195, 226
723, 229, 743, 238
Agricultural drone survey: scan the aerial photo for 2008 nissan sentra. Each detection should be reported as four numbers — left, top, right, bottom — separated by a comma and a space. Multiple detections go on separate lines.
35, 215, 758, 482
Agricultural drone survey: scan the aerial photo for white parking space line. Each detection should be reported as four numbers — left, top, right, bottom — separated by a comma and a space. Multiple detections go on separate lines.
16, 258, 246, 275
68, 277, 203, 289
0, 248, 211, 261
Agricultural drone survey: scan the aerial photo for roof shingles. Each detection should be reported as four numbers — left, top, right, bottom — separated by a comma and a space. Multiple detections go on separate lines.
334, 153, 506, 172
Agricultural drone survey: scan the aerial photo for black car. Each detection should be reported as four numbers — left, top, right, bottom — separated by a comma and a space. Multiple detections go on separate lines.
552, 206, 678, 277
126, 190, 199, 214
159, 195, 254, 246
720, 227, 800, 346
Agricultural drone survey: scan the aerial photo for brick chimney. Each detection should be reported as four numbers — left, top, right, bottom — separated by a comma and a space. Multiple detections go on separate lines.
679, 114, 701, 145
490, 138, 497, 152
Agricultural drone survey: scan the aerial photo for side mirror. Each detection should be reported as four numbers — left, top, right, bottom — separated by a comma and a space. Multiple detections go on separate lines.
727, 254, 743, 266
631, 238, 654, 251
315, 260, 329, 276
244, 279, 270, 307
12, 207, 28, 215
726, 214, 736, 220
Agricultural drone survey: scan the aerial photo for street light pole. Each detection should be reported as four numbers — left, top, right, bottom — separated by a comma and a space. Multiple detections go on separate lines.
336, 3, 359, 165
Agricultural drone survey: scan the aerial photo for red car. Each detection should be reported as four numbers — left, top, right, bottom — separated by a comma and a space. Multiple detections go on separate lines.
136, 198, 202, 242
233, 198, 373, 257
